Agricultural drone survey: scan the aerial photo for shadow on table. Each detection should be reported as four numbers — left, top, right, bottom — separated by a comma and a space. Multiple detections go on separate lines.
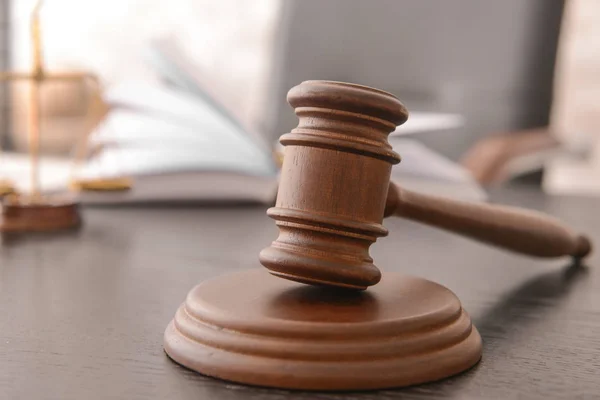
419, 262, 589, 397
162, 263, 589, 400
0, 226, 83, 246
474, 261, 588, 331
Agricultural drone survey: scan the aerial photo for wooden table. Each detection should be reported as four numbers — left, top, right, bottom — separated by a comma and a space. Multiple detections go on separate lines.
1, 186, 599, 399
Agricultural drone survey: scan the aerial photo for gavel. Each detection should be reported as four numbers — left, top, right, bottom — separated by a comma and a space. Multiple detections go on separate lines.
260, 80, 591, 290
164, 80, 591, 390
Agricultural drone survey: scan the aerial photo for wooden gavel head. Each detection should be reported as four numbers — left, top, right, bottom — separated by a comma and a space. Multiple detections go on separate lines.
259, 80, 407, 290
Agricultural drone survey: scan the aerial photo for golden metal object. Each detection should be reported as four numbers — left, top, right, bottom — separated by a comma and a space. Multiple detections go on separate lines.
1, 1, 131, 196
0, 179, 16, 197
0, 1, 82, 233
0, 0, 99, 199
70, 176, 133, 192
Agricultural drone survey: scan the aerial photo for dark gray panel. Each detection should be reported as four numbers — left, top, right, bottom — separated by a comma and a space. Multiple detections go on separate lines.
266, 0, 564, 160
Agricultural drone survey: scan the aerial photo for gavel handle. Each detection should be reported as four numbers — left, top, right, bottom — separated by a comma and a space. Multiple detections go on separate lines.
384, 183, 591, 259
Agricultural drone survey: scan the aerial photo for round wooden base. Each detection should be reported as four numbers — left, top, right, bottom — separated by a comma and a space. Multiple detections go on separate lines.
164, 269, 482, 391
0, 194, 81, 233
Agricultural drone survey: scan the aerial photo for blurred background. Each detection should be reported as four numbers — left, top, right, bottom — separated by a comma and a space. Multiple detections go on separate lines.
0, 0, 598, 202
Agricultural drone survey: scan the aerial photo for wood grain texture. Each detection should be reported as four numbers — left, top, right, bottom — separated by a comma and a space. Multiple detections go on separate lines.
0, 186, 598, 399
260, 80, 405, 290
164, 269, 481, 390
386, 183, 591, 259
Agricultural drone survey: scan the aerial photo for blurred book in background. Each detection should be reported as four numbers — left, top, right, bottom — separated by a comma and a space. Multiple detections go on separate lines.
2, 38, 486, 204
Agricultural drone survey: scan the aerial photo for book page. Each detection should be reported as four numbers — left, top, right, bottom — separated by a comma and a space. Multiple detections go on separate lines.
101, 82, 278, 177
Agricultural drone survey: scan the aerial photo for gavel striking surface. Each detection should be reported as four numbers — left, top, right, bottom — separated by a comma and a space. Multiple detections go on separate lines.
164, 269, 481, 390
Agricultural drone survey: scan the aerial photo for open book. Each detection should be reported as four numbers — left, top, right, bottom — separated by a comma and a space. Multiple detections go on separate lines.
28, 39, 484, 204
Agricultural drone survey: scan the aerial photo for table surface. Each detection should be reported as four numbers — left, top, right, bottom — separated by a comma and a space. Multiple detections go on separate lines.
1, 186, 599, 400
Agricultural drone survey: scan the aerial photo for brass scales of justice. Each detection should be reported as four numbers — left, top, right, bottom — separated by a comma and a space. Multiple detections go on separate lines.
0, 0, 132, 233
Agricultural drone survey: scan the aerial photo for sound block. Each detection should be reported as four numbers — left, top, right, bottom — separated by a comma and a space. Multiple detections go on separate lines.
164, 269, 482, 391
0, 194, 81, 233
